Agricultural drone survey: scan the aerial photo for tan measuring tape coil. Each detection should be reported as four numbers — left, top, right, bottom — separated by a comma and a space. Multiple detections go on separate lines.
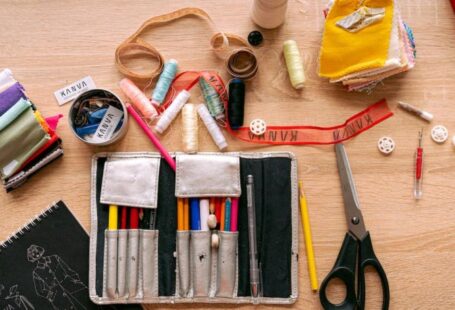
115, 7, 258, 82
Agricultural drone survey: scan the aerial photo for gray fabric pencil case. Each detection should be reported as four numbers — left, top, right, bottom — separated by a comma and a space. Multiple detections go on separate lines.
89, 152, 299, 305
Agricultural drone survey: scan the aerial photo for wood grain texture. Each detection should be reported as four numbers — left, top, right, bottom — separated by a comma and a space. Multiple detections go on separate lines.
1, 0, 454, 309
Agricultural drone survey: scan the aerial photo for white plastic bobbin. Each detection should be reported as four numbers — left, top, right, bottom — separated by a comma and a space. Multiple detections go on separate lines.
431, 125, 449, 143
250, 119, 267, 136
377, 136, 395, 155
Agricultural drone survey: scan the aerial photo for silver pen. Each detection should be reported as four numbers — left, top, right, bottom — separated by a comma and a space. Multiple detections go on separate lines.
246, 175, 260, 298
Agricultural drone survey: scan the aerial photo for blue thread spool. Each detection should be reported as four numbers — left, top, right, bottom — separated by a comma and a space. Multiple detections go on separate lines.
151, 59, 178, 106
228, 79, 245, 129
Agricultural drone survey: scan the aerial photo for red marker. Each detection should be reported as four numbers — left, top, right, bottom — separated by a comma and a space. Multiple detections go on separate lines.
120, 207, 127, 229
129, 207, 139, 229
214, 198, 222, 227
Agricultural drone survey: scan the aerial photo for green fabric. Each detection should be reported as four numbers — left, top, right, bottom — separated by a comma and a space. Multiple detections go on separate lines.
0, 107, 49, 179
0, 98, 32, 131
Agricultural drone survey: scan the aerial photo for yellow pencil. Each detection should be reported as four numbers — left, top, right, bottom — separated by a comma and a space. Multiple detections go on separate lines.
108, 205, 118, 230
299, 181, 318, 291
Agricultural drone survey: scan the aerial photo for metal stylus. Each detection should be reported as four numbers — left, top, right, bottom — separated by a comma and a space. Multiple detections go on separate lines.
246, 175, 261, 298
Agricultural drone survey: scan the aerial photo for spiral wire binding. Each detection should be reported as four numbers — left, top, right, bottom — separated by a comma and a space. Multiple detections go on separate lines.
0, 201, 61, 252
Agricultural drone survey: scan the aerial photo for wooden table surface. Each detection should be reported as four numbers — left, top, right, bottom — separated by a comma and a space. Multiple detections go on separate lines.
1, 0, 454, 309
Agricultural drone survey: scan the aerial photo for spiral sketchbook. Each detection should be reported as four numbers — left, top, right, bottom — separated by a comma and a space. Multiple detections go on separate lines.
0, 200, 141, 310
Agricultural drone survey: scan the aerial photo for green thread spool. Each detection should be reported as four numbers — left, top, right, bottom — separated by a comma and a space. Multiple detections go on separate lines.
199, 77, 225, 120
283, 40, 305, 89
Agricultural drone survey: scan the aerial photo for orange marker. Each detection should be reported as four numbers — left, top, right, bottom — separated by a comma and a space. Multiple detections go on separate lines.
220, 198, 226, 231
177, 198, 184, 230
183, 198, 189, 230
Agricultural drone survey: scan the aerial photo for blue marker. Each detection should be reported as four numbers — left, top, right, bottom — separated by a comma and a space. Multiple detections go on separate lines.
190, 198, 201, 230
224, 198, 231, 231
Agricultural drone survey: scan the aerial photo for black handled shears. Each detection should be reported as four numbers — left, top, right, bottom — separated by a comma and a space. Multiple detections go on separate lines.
319, 144, 390, 310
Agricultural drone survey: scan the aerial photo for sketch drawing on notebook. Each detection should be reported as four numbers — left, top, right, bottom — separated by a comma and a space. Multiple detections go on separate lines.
0, 284, 35, 310
27, 245, 88, 310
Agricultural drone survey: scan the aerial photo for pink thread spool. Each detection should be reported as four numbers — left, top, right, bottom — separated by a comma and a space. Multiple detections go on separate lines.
119, 78, 158, 121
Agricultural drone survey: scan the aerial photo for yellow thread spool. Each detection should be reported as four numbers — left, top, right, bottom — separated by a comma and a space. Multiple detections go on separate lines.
182, 104, 198, 153
283, 40, 305, 89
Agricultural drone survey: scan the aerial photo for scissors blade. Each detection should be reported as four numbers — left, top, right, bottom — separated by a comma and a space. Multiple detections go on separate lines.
335, 144, 367, 240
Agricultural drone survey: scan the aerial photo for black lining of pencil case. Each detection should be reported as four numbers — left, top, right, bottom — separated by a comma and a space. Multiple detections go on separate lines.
95, 158, 177, 297
237, 157, 292, 298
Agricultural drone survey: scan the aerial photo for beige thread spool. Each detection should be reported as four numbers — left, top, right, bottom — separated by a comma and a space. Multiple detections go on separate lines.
251, 0, 288, 29
283, 40, 305, 89
182, 104, 198, 153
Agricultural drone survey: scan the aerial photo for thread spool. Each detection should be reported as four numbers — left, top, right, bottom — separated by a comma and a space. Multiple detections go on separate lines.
151, 59, 178, 106
155, 90, 191, 134
250, 0, 288, 29
228, 79, 245, 129
283, 40, 305, 89
199, 78, 225, 120
197, 104, 228, 151
182, 104, 198, 153
119, 78, 158, 120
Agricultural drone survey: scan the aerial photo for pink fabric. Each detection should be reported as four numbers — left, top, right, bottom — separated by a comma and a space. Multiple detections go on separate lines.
45, 114, 63, 131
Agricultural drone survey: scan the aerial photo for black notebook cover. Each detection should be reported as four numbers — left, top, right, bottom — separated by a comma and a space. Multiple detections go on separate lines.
0, 200, 141, 310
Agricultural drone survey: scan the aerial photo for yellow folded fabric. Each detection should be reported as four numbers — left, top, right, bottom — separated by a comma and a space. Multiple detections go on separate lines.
319, 0, 394, 79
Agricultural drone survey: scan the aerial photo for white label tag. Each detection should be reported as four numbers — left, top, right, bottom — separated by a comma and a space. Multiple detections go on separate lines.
91, 105, 123, 143
54, 76, 96, 106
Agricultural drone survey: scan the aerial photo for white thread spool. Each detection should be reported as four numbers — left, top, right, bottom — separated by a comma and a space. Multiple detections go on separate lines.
251, 0, 288, 29
155, 90, 191, 134
182, 104, 198, 153
197, 104, 228, 151
200, 199, 210, 231
283, 40, 305, 89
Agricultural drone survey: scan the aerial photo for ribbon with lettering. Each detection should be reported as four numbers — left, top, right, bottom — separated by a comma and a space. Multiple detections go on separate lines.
160, 70, 393, 145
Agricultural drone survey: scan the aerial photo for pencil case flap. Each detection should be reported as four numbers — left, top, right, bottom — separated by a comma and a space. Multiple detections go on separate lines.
175, 153, 241, 197
100, 155, 161, 208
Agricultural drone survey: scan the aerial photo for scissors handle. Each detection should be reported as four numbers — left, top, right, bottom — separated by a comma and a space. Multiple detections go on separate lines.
358, 232, 390, 310
320, 233, 358, 310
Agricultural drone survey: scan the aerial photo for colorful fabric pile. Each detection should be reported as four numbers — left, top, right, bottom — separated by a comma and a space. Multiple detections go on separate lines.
0, 69, 63, 192
319, 0, 416, 92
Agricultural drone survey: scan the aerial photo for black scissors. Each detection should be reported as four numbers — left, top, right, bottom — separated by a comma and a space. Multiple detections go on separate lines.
319, 144, 390, 310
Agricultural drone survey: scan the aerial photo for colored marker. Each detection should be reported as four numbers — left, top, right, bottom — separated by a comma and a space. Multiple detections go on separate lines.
220, 199, 226, 231
230, 198, 239, 232
224, 198, 232, 231
108, 205, 118, 230
120, 206, 127, 229
190, 198, 201, 230
129, 207, 139, 229
177, 198, 184, 230
215, 198, 222, 227
183, 198, 189, 230
200, 199, 210, 231
127, 104, 176, 171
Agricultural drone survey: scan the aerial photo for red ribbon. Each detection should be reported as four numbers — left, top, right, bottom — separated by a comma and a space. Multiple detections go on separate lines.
162, 71, 393, 145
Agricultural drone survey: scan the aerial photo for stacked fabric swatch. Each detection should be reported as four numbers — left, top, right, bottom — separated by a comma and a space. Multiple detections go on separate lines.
319, 0, 416, 92
0, 69, 63, 192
